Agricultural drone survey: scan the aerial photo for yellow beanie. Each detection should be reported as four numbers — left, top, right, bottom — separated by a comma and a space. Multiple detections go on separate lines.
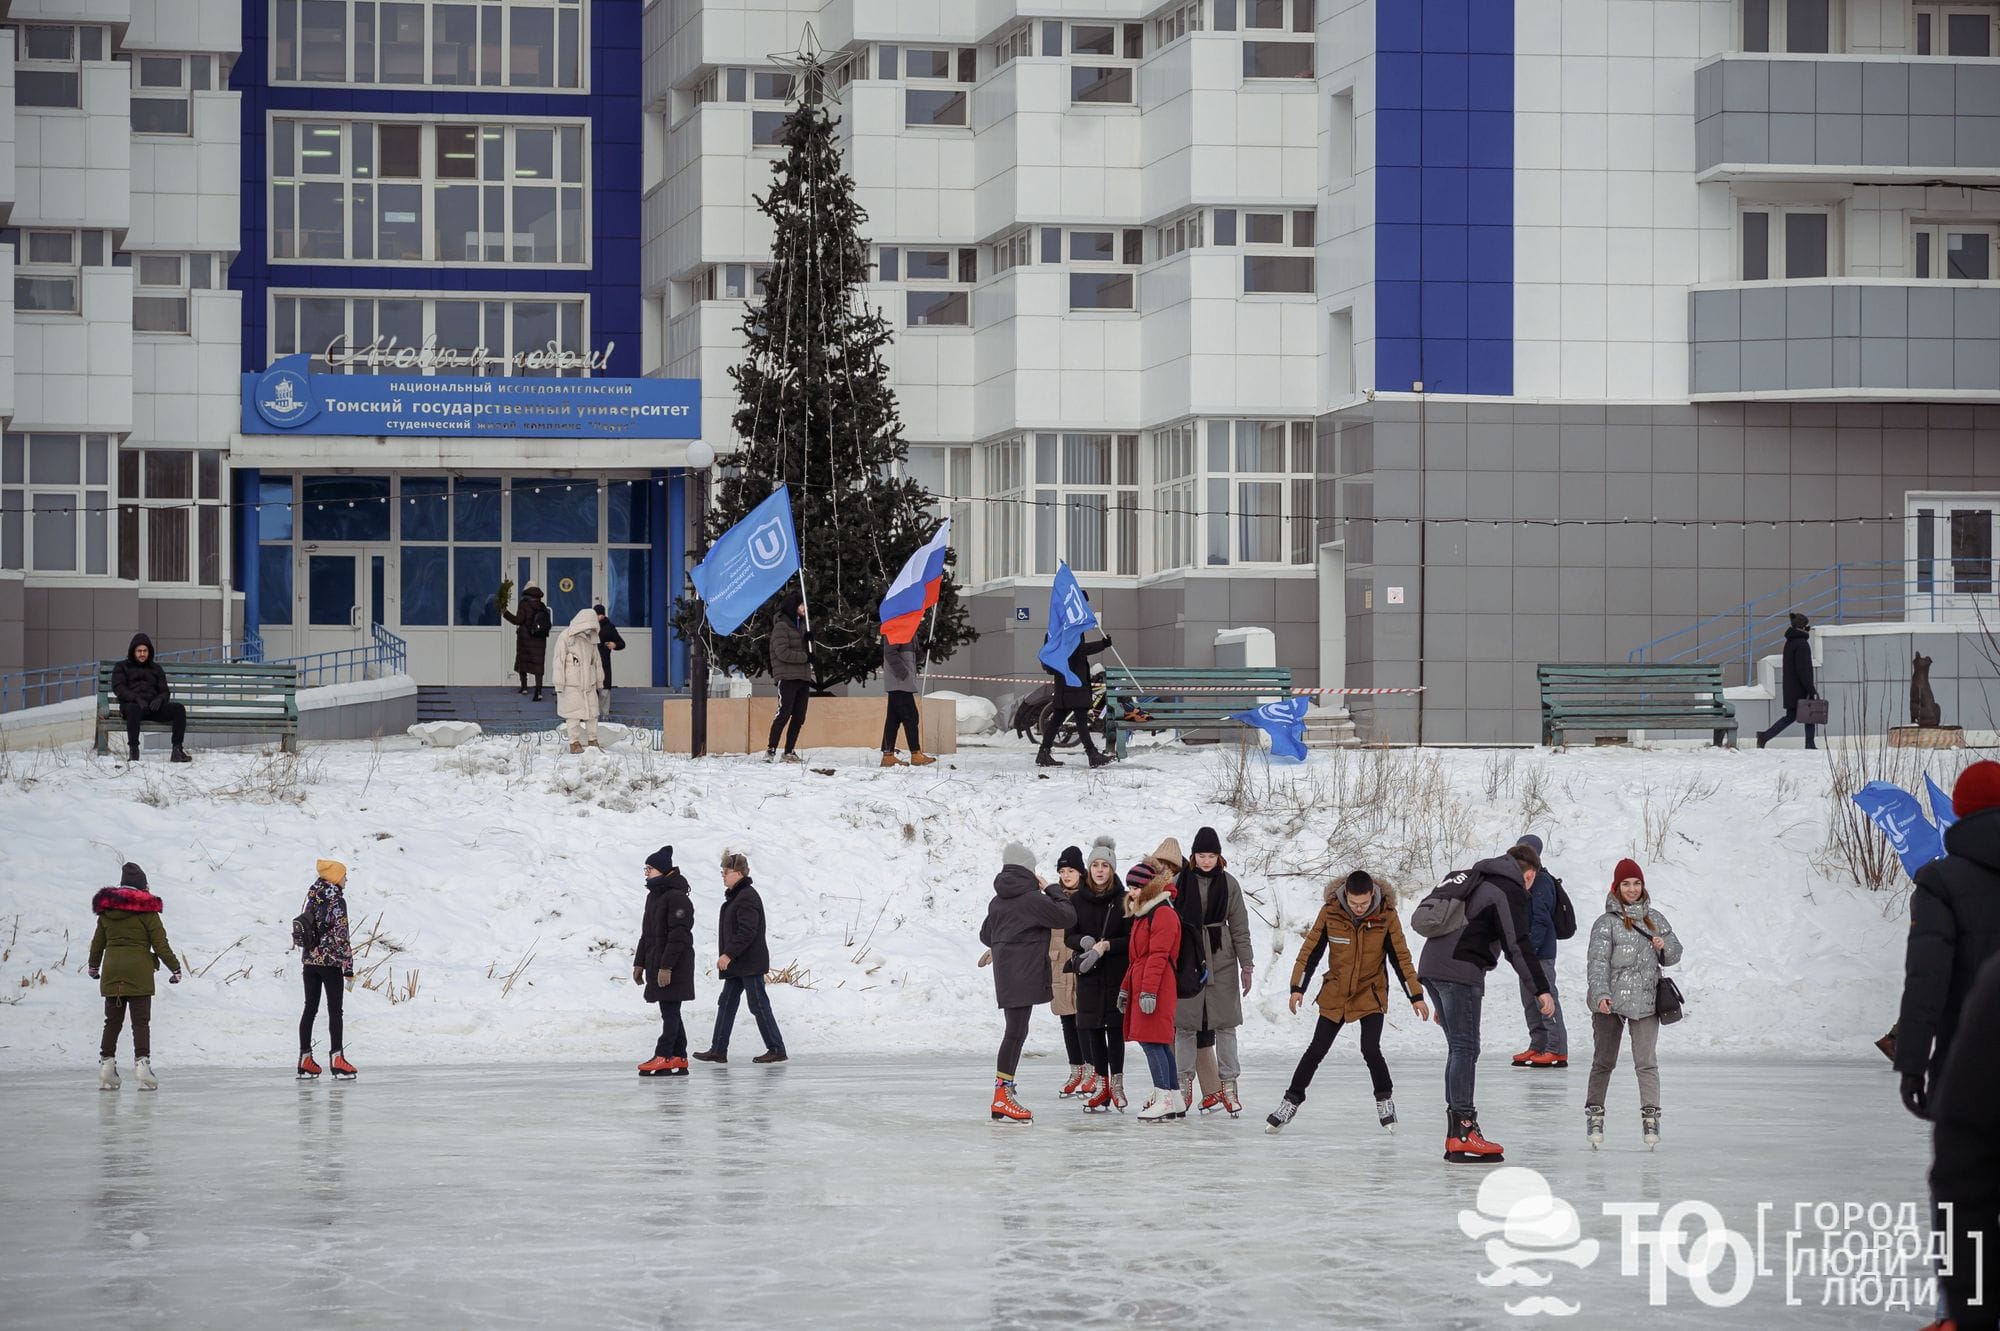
316, 858, 347, 886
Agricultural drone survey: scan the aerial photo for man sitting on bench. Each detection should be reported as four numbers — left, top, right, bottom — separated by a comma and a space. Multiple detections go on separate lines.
113, 633, 191, 764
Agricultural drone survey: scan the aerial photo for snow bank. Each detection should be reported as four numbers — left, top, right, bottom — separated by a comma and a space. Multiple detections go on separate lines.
0, 737, 1921, 1068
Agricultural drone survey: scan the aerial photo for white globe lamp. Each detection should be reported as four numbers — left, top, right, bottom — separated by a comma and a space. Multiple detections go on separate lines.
685, 441, 715, 470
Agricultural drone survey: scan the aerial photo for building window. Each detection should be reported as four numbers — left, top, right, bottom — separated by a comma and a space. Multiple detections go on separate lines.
116, 450, 223, 585
133, 254, 211, 334
15, 24, 107, 108
1916, 4, 1998, 55
1914, 223, 1998, 280
984, 437, 1025, 579
898, 46, 977, 127
1203, 420, 1315, 566
907, 445, 974, 578
124, 52, 226, 134
1057, 22, 1144, 104
991, 229, 1034, 275
994, 23, 1035, 66
880, 246, 977, 328
1156, 2, 1206, 47
1740, 206, 1836, 280
272, 0, 585, 89
694, 263, 774, 302
1152, 423, 1199, 572
271, 293, 591, 376
1329, 88, 1355, 185
692, 68, 797, 145
270, 117, 588, 266
1156, 209, 1206, 259
1065, 229, 1144, 311
7, 228, 109, 315
2, 435, 112, 575
1743, 0, 1838, 53
987, 433, 1141, 577
1236, 208, 1317, 293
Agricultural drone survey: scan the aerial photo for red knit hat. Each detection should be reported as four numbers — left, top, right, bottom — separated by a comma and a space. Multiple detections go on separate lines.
1953, 761, 2000, 819
1612, 858, 1645, 888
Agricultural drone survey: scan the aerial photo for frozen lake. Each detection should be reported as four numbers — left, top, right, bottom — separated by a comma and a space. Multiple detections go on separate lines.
0, 1055, 1934, 1329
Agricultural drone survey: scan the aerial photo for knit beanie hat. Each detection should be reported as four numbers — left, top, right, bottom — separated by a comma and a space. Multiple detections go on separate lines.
1954, 761, 2000, 819
1056, 845, 1086, 876
646, 845, 676, 875
1087, 837, 1117, 868
1789, 612, 1810, 631
720, 849, 750, 874
1002, 841, 1037, 871
1151, 837, 1184, 870
120, 862, 148, 889
1191, 826, 1222, 857
316, 858, 347, 886
1612, 857, 1646, 887
1516, 834, 1544, 857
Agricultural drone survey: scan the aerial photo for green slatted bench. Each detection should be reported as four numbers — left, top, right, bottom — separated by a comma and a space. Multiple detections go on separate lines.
95, 661, 301, 756
1102, 665, 1295, 759
1538, 663, 1737, 748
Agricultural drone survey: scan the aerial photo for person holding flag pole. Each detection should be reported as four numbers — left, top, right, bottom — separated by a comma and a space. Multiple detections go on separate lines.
878, 519, 952, 767
687, 484, 808, 761
1037, 562, 1114, 770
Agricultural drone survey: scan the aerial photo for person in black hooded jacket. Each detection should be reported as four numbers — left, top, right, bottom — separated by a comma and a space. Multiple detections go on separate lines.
633, 845, 695, 1076
1931, 952, 2000, 1331
1756, 612, 1819, 749
110, 633, 189, 763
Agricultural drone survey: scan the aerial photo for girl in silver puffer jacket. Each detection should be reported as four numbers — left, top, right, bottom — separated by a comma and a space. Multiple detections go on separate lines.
1585, 857, 1683, 1149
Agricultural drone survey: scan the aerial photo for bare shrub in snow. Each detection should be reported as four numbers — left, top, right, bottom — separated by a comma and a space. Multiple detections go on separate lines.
1636, 773, 1721, 861
1519, 761, 1554, 829
768, 960, 817, 989
1482, 751, 1517, 802
211, 752, 325, 805
1815, 717, 1933, 890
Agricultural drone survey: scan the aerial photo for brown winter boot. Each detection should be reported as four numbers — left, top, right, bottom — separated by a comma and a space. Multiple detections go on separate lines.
569, 741, 584, 754
880, 752, 902, 767
910, 751, 936, 766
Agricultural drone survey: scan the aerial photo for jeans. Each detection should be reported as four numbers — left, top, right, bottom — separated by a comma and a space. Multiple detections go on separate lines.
1078, 1024, 1126, 1077
1757, 704, 1818, 749
1139, 1041, 1179, 1091
101, 996, 152, 1059
881, 691, 921, 752
655, 1000, 687, 1059
997, 1005, 1032, 1077
710, 974, 786, 1056
1175, 1026, 1239, 1086
1037, 705, 1102, 760
1585, 1011, 1662, 1109
1521, 970, 1569, 1055
769, 680, 811, 753
1286, 1013, 1392, 1103
121, 700, 187, 749
1425, 978, 1483, 1116
300, 965, 344, 1053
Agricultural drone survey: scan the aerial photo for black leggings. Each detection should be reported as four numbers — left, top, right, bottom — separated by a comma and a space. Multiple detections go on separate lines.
301, 965, 344, 1054
655, 1000, 687, 1059
1059, 1012, 1082, 1064
882, 691, 921, 752
1078, 1023, 1126, 1076
998, 1006, 1032, 1078
770, 679, 811, 753
1286, 1012, 1390, 1103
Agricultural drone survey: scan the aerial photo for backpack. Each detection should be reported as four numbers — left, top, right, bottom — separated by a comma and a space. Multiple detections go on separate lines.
291, 902, 323, 956
1410, 868, 1479, 939
1550, 877, 1578, 941
1174, 911, 1209, 1000
529, 604, 552, 639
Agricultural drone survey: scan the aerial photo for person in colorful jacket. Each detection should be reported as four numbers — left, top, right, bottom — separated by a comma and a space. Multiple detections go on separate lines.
1585, 858, 1683, 1149
297, 859, 356, 1080
1120, 866, 1185, 1123
1267, 871, 1428, 1133
89, 862, 181, 1091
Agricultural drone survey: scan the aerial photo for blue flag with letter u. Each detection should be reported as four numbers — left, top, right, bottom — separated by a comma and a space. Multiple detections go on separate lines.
1038, 562, 1099, 686
1927, 773, 1959, 831
1230, 695, 1311, 763
1851, 780, 1946, 879
690, 484, 802, 636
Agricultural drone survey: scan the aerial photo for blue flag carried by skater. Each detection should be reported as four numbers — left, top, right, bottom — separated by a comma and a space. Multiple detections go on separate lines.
1852, 780, 1946, 878
1038, 562, 1098, 686
1230, 695, 1311, 763
1927, 773, 1960, 831
690, 484, 801, 635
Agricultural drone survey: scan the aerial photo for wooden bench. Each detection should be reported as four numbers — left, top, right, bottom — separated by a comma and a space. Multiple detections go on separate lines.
1102, 665, 1295, 759
96, 661, 301, 755
1538, 663, 1737, 748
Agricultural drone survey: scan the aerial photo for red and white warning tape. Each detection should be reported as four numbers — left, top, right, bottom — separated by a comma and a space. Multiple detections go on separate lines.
920, 673, 1424, 696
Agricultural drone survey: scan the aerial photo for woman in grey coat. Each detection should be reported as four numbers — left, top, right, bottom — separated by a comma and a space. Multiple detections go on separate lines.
1585, 857, 1683, 1150
1174, 826, 1254, 1117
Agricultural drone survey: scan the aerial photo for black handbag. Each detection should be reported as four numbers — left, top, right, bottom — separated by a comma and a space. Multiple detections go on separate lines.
1655, 976, 1685, 1025
1797, 697, 1829, 725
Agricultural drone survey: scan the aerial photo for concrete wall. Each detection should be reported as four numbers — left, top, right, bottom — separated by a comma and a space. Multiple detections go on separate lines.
1691, 283, 2000, 396
1729, 624, 2000, 739
3, 585, 246, 676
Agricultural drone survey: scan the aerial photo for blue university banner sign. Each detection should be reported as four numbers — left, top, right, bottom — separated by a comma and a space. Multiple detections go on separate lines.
241, 355, 700, 438
690, 485, 802, 636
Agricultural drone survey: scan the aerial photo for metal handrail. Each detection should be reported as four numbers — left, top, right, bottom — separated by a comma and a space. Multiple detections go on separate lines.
0, 636, 266, 714
264, 624, 411, 688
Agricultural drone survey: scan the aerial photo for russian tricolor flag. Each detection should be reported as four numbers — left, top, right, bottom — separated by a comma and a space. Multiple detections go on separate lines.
879, 519, 952, 645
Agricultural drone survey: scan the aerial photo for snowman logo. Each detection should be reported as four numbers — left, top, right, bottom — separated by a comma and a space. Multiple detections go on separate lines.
1459, 1167, 1601, 1317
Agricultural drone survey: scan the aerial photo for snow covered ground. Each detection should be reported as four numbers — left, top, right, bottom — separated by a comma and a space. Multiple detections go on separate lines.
0, 733, 1925, 1070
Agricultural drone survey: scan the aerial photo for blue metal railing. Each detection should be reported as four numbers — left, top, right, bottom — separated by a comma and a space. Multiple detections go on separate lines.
0, 625, 410, 714
1627, 561, 1983, 681
264, 624, 410, 688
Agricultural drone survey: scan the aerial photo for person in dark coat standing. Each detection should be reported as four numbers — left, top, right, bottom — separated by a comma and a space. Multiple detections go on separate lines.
979, 842, 1078, 1123
1931, 952, 2000, 1331
1067, 838, 1131, 1112
694, 850, 787, 1064
500, 585, 551, 700
111, 633, 190, 763
1035, 627, 1113, 769
634, 845, 695, 1077
1511, 833, 1569, 1068
1757, 612, 1819, 748
879, 632, 933, 767
594, 603, 626, 709
766, 591, 813, 763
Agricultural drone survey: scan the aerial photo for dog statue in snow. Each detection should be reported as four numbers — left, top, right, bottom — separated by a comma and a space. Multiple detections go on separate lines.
1912, 653, 1942, 728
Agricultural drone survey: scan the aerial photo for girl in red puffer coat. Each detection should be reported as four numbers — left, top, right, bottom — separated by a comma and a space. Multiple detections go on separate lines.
1121, 872, 1184, 1123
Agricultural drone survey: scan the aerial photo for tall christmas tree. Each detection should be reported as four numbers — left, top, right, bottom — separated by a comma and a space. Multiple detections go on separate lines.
676, 44, 974, 690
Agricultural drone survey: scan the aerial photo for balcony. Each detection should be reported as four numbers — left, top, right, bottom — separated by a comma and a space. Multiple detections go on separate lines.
1689, 280, 2000, 397
1696, 55, 2000, 182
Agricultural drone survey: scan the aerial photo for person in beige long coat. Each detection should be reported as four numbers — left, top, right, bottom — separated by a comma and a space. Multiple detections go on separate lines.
550, 606, 605, 753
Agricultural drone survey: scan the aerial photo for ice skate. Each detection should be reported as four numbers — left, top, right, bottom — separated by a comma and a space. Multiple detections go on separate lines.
98, 1057, 120, 1091
1526, 1050, 1568, 1068
1138, 1090, 1177, 1123
1377, 1096, 1397, 1131
1180, 1071, 1195, 1112
1109, 1073, 1128, 1112
134, 1057, 158, 1091
330, 1052, 358, 1080
296, 1053, 322, 1080
1059, 1066, 1087, 1098
1444, 1114, 1505, 1164
1642, 1106, 1661, 1150
1074, 1071, 1100, 1100
1219, 1080, 1242, 1117
1265, 1098, 1300, 1133
665, 1057, 690, 1077
990, 1077, 1032, 1124
1511, 1048, 1538, 1067
1083, 1081, 1114, 1113
638, 1056, 673, 1076
1586, 1105, 1605, 1149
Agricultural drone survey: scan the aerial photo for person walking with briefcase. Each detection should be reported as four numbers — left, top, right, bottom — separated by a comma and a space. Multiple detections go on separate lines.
1757, 612, 1824, 748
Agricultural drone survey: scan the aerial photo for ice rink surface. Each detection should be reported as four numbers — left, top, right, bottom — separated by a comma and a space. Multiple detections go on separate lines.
0, 1055, 1933, 1329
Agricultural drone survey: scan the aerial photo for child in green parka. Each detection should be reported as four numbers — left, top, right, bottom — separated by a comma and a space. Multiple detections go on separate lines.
88, 862, 182, 1091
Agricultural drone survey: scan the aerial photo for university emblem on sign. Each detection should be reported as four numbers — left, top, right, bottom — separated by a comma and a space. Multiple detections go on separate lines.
252, 356, 322, 430
558, 577, 575, 593
748, 513, 792, 571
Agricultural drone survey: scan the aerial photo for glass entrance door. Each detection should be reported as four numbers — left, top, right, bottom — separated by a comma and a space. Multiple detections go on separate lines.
514, 550, 597, 632
1908, 495, 1998, 621
300, 547, 391, 660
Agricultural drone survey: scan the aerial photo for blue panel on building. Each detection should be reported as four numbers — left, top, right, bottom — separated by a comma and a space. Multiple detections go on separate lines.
1375, 0, 1514, 395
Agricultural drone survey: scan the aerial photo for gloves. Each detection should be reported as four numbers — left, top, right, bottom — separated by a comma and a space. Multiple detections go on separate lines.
1139, 992, 1157, 1015
656, 969, 672, 988
1240, 964, 1254, 997
89, 967, 100, 979
1900, 1072, 1930, 1121
1076, 936, 1097, 953
169, 973, 181, 985
977, 949, 992, 968
633, 967, 644, 986
1074, 949, 1101, 975
1116, 990, 1128, 1014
